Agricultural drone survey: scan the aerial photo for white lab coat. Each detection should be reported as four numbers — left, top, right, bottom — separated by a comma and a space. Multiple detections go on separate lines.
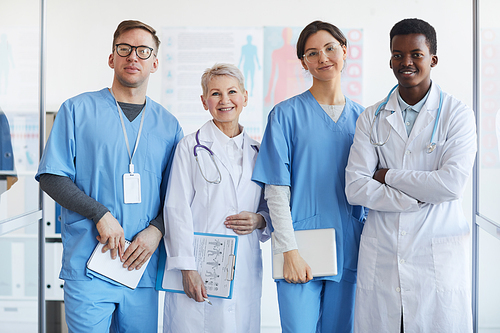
162, 120, 271, 333
345, 84, 476, 333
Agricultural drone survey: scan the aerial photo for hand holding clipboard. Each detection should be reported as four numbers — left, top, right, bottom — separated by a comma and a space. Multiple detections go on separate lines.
156, 233, 238, 299
87, 240, 150, 289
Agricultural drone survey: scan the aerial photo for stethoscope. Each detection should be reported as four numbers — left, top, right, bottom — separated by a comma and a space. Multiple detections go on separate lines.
369, 84, 443, 154
193, 128, 259, 184
193, 129, 222, 184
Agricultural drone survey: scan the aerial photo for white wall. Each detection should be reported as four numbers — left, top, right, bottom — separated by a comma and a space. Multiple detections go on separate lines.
44, 0, 478, 331
45, 0, 473, 111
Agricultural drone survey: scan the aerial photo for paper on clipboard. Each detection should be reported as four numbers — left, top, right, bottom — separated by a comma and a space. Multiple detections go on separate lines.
156, 233, 238, 299
87, 240, 150, 290
272, 228, 337, 280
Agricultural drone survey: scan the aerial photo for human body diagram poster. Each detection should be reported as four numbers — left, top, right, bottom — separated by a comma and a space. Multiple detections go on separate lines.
161, 27, 264, 140
157, 233, 238, 299
161, 27, 363, 141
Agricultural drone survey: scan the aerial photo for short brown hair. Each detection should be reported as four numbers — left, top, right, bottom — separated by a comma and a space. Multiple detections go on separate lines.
296, 21, 347, 60
112, 20, 160, 53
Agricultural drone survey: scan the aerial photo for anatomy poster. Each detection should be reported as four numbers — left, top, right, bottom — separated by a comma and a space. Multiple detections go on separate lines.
161, 27, 264, 140
161, 26, 363, 141
262, 27, 311, 114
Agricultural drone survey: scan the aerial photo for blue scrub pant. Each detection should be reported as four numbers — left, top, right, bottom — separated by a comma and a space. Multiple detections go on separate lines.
64, 278, 158, 333
276, 277, 356, 333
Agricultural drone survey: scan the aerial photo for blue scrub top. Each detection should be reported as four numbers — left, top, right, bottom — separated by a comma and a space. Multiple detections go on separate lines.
36, 88, 183, 287
252, 90, 366, 283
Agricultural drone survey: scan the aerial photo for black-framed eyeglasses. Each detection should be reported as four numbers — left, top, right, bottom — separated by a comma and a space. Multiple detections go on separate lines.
115, 43, 155, 60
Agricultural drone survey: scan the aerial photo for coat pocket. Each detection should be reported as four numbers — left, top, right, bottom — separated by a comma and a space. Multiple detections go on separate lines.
342, 216, 365, 273
356, 235, 378, 290
431, 234, 470, 292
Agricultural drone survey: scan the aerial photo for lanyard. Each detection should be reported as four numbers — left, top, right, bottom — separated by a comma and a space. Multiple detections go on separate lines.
109, 89, 146, 174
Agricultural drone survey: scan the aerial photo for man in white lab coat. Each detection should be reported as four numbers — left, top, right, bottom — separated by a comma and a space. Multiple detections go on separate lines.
345, 18, 476, 333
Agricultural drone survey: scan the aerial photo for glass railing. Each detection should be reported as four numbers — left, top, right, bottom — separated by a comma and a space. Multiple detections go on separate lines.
478, 227, 500, 332
0, 217, 41, 332
1, 0, 44, 331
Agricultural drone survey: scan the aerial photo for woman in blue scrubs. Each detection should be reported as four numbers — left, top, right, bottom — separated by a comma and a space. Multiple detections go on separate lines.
252, 21, 367, 333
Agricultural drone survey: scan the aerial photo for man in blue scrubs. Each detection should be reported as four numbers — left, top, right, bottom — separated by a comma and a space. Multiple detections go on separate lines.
36, 20, 183, 332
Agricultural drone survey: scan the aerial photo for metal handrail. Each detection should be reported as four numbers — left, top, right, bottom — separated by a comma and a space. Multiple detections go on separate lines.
0, 210, 42, 236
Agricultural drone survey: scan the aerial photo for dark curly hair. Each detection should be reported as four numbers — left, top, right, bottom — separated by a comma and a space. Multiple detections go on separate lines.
390, 18, 437, 55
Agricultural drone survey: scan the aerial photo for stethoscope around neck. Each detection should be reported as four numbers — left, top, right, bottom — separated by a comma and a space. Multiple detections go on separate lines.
192, 128, 259, 184
369, 84, 443, 154
193, 129, 222, 184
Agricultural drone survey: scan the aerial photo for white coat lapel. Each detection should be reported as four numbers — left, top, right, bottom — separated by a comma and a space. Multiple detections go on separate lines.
405, 83, 441, 145
407, 106, 434, 144
384, 97, 408, 143
238, 133, 257, 192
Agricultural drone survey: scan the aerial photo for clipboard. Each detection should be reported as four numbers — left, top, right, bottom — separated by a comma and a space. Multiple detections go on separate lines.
86, 240, 150, 290
272, 228, 337, 280
156, 232, 238, 299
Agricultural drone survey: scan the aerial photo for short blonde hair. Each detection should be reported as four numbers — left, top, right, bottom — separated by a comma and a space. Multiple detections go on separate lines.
201, 63, 246, 97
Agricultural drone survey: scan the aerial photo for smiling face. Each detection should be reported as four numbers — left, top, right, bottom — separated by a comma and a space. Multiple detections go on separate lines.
108, 28, 158, 90
390, 33, 438, 99
300, 30, 347, 83
201, 75, 248, 135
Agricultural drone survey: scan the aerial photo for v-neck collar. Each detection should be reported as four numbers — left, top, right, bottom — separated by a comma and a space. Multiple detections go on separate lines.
303, 90, 351, 131
103, 88, 148, 126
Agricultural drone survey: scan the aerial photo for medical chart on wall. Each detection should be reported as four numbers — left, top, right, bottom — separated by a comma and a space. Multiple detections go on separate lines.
342, 29, 364, 104
161, 27, 264, 140
263, 27, 312, 115
481, 28, 500, 168
162, 27, 363, 141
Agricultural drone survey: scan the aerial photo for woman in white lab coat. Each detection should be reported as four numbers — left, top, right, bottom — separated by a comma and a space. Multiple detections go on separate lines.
162, 63, 270, 333
345, 80, 476, 332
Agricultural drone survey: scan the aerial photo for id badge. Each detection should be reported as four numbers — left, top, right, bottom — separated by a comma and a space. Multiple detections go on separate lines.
123, 173, 141, 204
